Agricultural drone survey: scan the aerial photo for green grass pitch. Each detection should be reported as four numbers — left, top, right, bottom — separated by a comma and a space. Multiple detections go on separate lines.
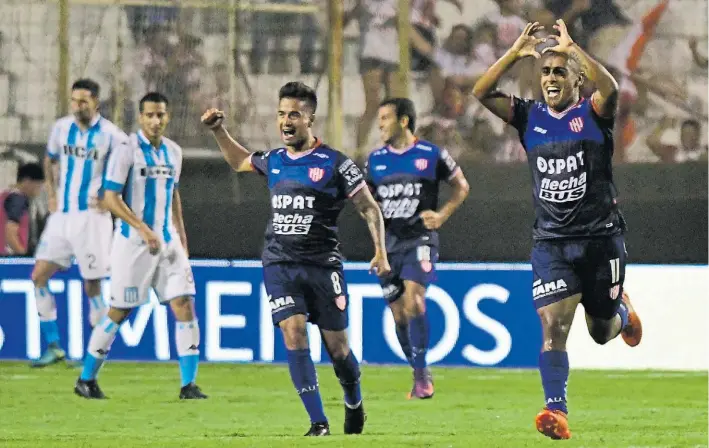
0, 362, 706, 447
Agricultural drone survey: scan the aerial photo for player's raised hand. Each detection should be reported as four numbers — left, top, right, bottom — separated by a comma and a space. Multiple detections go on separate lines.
201, 108, 225, 130
138, 225, 161, 255
420, 210, 445, 230
511, 22, 546, 59
369, 250, 391, 277
543, 19, 575, 55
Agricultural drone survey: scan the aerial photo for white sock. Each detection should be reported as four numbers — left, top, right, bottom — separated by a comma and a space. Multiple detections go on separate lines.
175, 320, 200, 357
80, 316, 120, 381
176, 320, 200, 387
88, 295, 107, 327
87, 316, 119, 358
35, 286, 57, 321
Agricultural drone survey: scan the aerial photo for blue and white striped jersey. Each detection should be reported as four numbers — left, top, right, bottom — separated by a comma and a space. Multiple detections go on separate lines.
103, 130, 183, 243
47, 114, 129, 213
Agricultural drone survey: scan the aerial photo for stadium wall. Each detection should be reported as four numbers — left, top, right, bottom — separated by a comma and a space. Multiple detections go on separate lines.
0, 259, 705, 371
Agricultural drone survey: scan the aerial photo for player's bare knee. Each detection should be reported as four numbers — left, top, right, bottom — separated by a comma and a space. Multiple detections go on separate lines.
107, 307, 130, 324
84, 279, 101, 297
31, 262, 53, 286
169, 296, 195, 321
321, 329, 350, 361
279, 316, 309, 350
402, 282, 426, 316
388, 300, 408, 324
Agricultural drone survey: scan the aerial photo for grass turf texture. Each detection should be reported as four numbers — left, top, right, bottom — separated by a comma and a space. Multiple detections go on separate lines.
0, 362, 706, 447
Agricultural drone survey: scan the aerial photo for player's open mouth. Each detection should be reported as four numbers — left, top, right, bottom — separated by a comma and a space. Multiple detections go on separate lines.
282, 128, 296, 138
546, 86, 560, 99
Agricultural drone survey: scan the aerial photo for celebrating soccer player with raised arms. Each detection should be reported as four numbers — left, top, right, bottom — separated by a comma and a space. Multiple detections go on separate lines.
365, 98, 469, 399
31, 79, 128, 367
472, 20, 643, 440
202, 82, 390, 436
74, 92, 207, 401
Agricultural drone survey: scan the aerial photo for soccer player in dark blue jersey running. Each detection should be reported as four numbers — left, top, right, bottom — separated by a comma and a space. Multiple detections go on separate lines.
202, 82, 390, 437
473, 20, 643, 440
365, 98, 469, 399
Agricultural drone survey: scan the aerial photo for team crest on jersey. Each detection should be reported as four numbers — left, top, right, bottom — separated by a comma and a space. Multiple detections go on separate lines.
308, 167, 325, 182
609, 284, 620, 300
569, 117, 584, 133
414, 158, 428, 171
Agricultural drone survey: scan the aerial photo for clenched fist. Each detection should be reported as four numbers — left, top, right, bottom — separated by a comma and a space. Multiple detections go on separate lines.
201, 108, 225, 129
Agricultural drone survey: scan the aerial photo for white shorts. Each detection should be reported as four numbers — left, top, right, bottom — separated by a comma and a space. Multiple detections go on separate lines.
35, 210, 113, 280
109, 234, 196, 309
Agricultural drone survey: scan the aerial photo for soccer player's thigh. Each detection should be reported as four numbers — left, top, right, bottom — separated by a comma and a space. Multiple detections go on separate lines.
109, 236, 157, 309
152, 241, 196, 316
72, 211, 113, 280
305, 266, 349, 332
34, 212, 73, 271
580, 235, 627, 322
398, 246, 438, 310
263, 264, 309, 347
531, 241, 582, 346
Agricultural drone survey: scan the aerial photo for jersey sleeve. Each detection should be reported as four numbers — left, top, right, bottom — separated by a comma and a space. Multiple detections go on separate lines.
335, 153, 366, 198
436, 147, 460, 181
248, 151, 269, 175
103, 141, 133, 193
508, 96, 535, 133
46, 122, 62, 161
3, 193, 29, 223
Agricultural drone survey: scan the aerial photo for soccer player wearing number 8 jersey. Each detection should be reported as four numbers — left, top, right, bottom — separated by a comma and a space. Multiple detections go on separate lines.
365, 98, 469, 399
203, 82, 390, 436
74, 92, 206, 401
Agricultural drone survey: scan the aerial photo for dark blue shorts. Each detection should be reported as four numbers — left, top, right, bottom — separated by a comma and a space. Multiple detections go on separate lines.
531, 235, 627, 319
379, 245, 439, 303
263, 263, 348, 331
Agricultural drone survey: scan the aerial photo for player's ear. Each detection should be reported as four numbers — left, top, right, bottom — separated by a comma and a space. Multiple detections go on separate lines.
576, 72, 585, 89
308, 114, 315, 128
400, 115, 409, 129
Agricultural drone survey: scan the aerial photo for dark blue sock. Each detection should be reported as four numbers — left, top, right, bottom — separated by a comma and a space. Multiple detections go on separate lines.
395, 322, 413, 367
539, 350, 569, 414
616, 301, 629, 330
287, 349, 327, 423
332, 351, 362, 408
409, 314, 429, 369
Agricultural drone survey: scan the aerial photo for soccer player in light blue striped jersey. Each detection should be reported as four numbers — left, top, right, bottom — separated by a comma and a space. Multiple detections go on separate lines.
74, 92, 206, 400
31, 79, 129, 368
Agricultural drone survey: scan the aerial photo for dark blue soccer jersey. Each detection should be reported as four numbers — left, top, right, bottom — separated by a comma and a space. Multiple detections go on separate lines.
365, 139, 459, 253
250, 140, 366, 268
509, 96, 625, 240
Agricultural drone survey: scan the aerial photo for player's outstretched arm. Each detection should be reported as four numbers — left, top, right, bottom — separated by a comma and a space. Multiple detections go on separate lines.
544, 19, 618, 117
472, 22, 546, 121
201, 109, 254, 172
172, 188, 189, 257
351, 187, 391, 276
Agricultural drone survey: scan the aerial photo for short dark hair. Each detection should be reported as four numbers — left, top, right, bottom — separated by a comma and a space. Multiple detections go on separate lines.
72, 79, 100, 98
17, 162, 44, 182
139, 92, 169, 113
682, 119, 701, 131
379, 97, 417, 132
278, 82, 318, 114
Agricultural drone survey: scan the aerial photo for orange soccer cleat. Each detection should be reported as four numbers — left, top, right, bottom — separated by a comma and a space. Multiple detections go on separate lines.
535, 408, 571, 440
406, 368, 434, 399
620, 291, 643, 347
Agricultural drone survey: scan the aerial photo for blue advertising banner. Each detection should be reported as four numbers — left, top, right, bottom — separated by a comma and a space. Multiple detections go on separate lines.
0, 259, 541, 367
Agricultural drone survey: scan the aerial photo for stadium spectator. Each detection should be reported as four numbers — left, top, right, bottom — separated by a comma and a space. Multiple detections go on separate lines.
346, 0, 400, 154
646, 117, 708, 163
249, 0, 319, 74
410, 0, 463, 73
